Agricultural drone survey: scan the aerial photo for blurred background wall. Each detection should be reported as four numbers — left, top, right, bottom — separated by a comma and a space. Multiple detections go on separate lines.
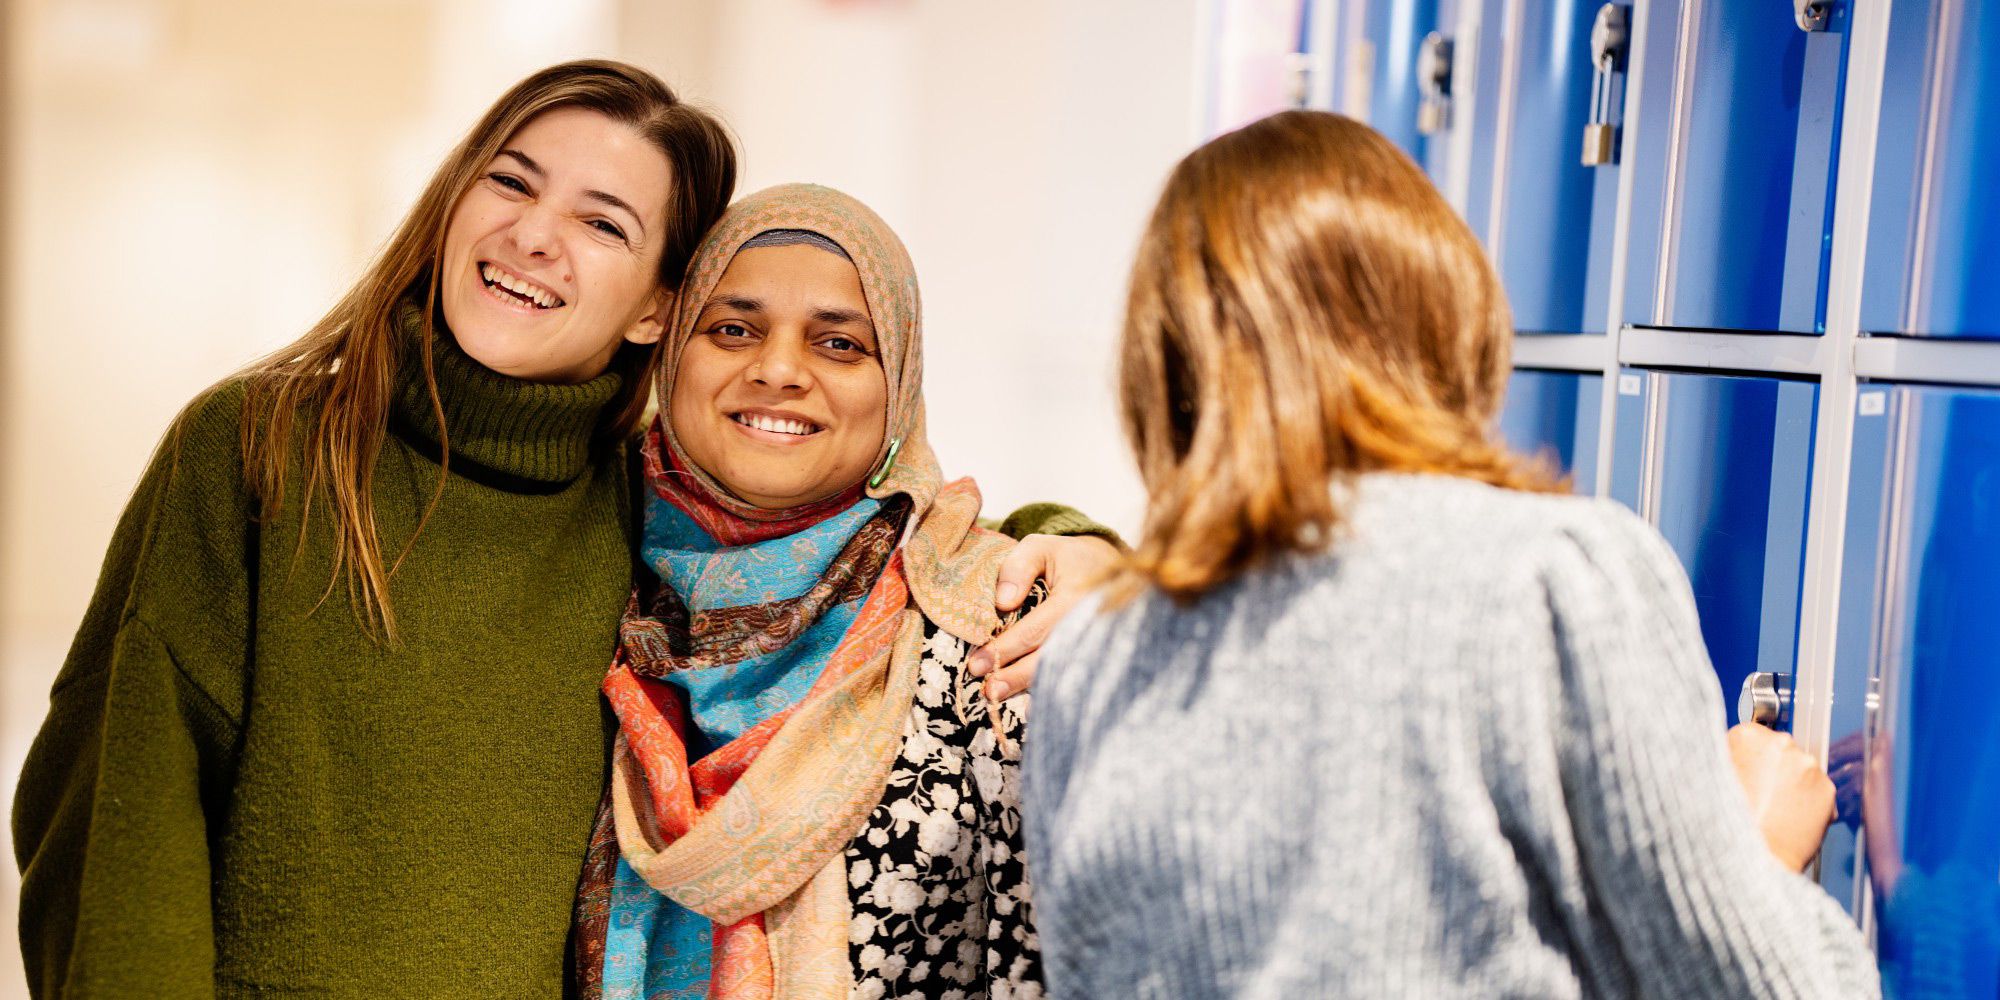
0, 0, 1206, 990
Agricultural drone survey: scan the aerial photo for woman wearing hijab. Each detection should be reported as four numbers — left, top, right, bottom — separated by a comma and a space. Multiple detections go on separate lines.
571, 184, 1043, 1000
1024, 111, 1875, 998
14, 61, 1102, 998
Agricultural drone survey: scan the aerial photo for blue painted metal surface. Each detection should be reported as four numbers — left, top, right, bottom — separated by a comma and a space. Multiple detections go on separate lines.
1361, 0, 1441, 160
1438, 0, 1506, 237
1834, 384, 2000, 995
1623, 0, 1851, 333
1616, 0, 1682, 330
1820, 386, 1898, 915
1498, 369, 1602, 490
1607, 369, 1649, 511
1608, 371, 1818, 724
1860, 1, 2000, 339
1493, 0, 1618, 334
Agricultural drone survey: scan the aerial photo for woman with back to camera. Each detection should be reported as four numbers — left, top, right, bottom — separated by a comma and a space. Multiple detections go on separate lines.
1023, 109, 1879, 999
12, 61, 1109, 999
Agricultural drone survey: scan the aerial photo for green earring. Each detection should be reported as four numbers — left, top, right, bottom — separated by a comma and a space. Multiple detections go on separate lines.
869, 437, 904, 489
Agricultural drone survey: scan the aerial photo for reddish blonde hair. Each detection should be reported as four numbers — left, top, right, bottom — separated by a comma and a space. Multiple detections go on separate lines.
1118, 110, 1560, 601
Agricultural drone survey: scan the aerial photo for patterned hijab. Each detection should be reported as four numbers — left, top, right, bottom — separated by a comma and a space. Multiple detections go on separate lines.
575, 184, 1015, 1000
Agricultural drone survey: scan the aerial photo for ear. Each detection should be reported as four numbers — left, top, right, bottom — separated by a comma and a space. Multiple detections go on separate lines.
625, 287, 676, 346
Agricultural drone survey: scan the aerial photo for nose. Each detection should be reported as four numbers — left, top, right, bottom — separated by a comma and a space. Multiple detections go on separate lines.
748, 333, 812, 392
506, 203, 563, 262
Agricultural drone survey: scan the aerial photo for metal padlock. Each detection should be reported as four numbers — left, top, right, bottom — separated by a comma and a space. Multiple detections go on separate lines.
1581, 123, 1616, 166
1579, 4, 1628, 167
1415, 31, 1453, 136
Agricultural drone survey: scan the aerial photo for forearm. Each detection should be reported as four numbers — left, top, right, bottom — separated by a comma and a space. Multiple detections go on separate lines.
15, 620, 229, 999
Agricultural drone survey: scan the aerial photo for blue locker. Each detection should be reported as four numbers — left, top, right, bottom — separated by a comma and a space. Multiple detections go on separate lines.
1451, 0, 1507, 238
1621, 0, 1852, 334
1355, 0, 1442, 160
1859, 1, 2000, 339
1607, 371, 1818, 724
1498, 369, 1602, 489
1491, 0, 1624, 334
1832, 384, 2000, 995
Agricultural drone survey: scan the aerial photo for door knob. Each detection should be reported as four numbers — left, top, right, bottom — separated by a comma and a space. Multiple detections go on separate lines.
1738, 671, 1795, 729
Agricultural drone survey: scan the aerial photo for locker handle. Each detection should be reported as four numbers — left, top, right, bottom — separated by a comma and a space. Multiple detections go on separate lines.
1738, 672, 1795, 729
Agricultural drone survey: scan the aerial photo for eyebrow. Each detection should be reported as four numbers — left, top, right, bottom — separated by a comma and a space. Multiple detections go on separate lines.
707, 297, 875, 330
496, 148, 648, 239
814, 307, 871, 326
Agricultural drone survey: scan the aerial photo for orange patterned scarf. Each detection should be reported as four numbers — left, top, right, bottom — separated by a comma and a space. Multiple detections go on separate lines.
578, 184, 1014, 1000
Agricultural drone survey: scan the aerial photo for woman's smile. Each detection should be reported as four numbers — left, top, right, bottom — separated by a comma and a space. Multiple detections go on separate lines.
728, 407, 825, 442
477, 261, 566, 311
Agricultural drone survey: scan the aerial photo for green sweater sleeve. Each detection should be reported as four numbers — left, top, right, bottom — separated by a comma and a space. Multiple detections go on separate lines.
988, 502, 1125, 549
13, 385, 254, 999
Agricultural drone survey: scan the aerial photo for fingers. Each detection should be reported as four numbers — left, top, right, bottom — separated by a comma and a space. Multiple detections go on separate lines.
994, 535, 1057, 612
971, 603, 1056, 679
983, 652, 1038, 703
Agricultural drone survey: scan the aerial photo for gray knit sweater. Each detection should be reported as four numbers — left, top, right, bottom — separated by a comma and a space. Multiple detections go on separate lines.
1022, 473, 1879, 999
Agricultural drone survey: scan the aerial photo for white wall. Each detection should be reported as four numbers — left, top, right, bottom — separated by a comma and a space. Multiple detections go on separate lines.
0, 1, 1201, 993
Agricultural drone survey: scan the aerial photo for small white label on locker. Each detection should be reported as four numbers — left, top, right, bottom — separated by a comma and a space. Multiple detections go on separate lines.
1858, 392, 1886, 416
1618, 374, 1643, 396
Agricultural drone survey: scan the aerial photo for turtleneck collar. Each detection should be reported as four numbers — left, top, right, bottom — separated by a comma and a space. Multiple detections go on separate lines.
390, 305, 623, 490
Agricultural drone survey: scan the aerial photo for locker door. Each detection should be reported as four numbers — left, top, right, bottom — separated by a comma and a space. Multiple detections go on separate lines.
1352, 0, 1442, 160
1491, 0, 1625, 335
1832, 385, 2000, 995
1498, 369, 1602, 489
1859, 1, 2000, 339
1607, 370, 1818, 724
1427, 0, 1505, 228
1621, 0, 1853, 334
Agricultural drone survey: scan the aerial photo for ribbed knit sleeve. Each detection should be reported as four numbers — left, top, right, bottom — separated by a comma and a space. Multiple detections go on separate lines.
1544, 504, 1879, 999
990, 503, 1124, 549
12, 384, 253, 1000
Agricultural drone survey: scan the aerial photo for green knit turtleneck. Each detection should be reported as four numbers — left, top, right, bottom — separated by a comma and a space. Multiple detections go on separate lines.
13, 320, 1116, 999
393, 321, 622, 487
15, 329, 643, 999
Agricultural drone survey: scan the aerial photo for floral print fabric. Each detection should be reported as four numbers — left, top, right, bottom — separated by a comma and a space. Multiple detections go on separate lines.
843, 607, 1041, 1000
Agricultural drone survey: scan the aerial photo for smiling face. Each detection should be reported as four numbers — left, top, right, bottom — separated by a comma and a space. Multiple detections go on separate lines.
670, 243, 890, 509
440, 107, 675, 384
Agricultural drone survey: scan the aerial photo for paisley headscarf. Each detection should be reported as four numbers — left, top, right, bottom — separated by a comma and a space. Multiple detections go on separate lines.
574, 184, 1016, 1000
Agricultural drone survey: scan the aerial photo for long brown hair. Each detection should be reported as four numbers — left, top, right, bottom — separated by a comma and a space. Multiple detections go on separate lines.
1118, 109, 1559, 601
239, 60, 736, 637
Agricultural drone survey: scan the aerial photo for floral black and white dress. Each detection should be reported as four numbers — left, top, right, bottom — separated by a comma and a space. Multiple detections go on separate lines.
842, 612, 1041, 1000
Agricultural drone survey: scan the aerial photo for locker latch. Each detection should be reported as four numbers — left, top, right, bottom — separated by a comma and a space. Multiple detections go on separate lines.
1416, 32, 1453, 135
1794, 0, 1831, 32
1581, 3, 1629, 167
1739, 672, 1795, 730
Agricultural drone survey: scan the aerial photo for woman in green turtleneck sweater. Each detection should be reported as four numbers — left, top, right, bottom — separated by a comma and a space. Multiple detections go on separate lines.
12, 61, 1114, 1000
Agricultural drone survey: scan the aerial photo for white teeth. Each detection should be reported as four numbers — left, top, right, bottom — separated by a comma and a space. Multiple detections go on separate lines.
737, 413, 817, 436
480, 264, 561, 309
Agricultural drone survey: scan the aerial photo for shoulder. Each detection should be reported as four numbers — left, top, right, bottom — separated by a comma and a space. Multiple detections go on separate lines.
1035, 476, 1682, 688
1342, 472, 1644, 569
143, 377, 256, 496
